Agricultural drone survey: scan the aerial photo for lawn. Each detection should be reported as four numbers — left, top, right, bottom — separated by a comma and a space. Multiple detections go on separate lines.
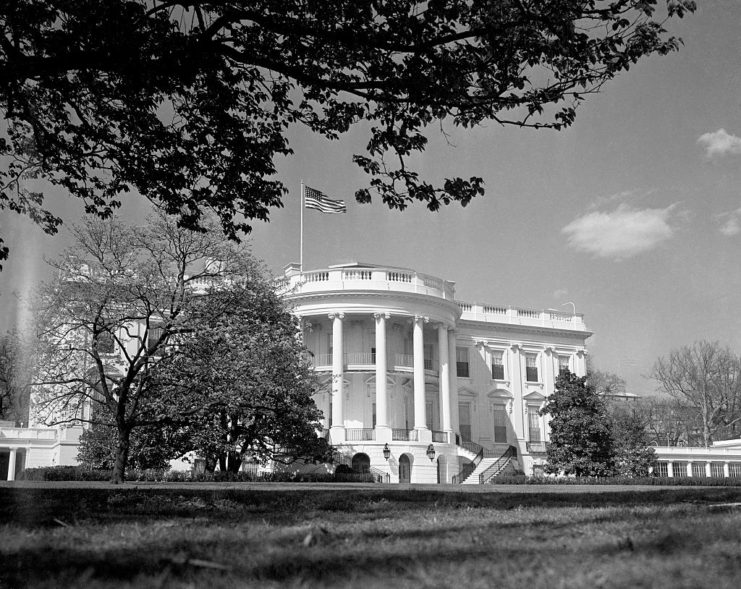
2, 483, 741, 588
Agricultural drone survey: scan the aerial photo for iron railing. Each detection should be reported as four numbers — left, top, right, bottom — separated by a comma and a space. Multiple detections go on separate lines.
479, 446, 516, 484
392, 429, 418, 441
346, 428, 375, 441
452, 441, 484, 484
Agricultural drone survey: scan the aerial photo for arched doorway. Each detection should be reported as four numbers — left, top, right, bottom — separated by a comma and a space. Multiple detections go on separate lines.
399, 454, 411, 483
437, 455, 446, 484
352, 453, 370, 474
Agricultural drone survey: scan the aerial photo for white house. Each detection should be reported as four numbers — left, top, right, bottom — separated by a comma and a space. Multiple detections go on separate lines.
278, 262, 591, 483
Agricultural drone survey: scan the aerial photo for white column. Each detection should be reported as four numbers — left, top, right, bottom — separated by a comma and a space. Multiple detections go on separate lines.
330, 312, 345, 442
438, 324, 451, 438
374, 313, 390, 441
7, 448, 17, 481
448, 329, 459, 443
724, 462, 730, 478
667, 461, 674, 478
510, 344, 525, 439
544, 347, 556, 398
575, 350, 587, 377
687, 462, 693, 477
413, 316, 427, 432
706, 461, 712, 478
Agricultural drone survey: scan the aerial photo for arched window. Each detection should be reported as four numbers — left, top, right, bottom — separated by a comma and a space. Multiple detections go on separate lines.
351, 453, 370, 474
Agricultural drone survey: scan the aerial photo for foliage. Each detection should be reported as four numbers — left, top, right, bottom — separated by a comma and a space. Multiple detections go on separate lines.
149, 283, 328, 473
489, 475, 741, 486
77, 405, 186, 470
636, 395, 703, 446
609, 408, 656, 477
0, 1, 697, 267
652, 340, 741, 447
31, 213, 277, 483
541, 370, 615, 477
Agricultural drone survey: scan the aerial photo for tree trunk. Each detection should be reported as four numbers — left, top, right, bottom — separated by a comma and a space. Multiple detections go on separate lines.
227, 451, 241, 474
111, 426, 131, 484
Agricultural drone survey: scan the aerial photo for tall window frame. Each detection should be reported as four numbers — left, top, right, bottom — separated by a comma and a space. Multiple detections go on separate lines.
525, 353, 539, 382
491, 349, 505, 380
456, 347, 470, 378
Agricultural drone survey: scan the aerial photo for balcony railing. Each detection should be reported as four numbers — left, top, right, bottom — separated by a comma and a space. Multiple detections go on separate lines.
0, 428, 57, 441
526, 441, 547, 454
456, 302, 587, 331
346, 428, 376, 441
346, 352, 375, 365
392, 429, 418, 441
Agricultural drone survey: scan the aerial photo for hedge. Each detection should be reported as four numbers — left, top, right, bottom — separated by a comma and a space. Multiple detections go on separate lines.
17, 466, 379, 483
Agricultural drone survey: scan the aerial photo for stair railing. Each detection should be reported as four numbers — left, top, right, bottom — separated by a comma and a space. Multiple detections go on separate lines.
478, 446, 516, 484
452, 442, 484, 484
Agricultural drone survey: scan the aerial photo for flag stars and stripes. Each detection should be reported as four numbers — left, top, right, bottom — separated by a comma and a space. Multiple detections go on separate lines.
304, 185, 347, 214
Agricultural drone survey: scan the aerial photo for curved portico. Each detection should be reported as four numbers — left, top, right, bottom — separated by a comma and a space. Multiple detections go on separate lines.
278, 261, 592, 483
280, 263, 460, 483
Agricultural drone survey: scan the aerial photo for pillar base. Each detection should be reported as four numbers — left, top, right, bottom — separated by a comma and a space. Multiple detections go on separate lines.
416, 428, 432, 443
375, 425, 392, 443
329, 425, 346, 443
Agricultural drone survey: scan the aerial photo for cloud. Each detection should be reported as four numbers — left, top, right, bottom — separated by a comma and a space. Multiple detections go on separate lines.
715, 207, 741, 236
698, 129, 741, 158
552, 288, 569, 300
562, 204, 679, 260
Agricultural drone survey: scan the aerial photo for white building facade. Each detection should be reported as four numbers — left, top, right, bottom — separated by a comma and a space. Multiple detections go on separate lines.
279, 262, 591, 483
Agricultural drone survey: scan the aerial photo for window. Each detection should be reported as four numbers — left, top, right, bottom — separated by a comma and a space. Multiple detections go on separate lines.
528, 407, 541, 443
372, 403, 376, 428
328, 398, 333, 427
729, 463, 741, 478
426, 401, 434, 430
558, 355, 570, 375
654, 462, 668, 477
525, 354, 539, 382
456, 347, 470, 378
459, 402, 472, 442
424, 343, 433, 370
493, 406, 508, 443
491, 350, 504, 380
710, 462, 725, 478
673, 462, 688, 478
691, 463, 706, 478
327, 334, 333, 357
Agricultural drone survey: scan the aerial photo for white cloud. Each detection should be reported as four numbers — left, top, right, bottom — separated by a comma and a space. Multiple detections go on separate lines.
562, 204, 679, 260
715, 207, 741, 236
698, 129, 741, 158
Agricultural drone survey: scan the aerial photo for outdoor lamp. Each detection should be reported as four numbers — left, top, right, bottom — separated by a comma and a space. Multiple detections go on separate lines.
383, 443, 391, 460
426, 444, 436, 461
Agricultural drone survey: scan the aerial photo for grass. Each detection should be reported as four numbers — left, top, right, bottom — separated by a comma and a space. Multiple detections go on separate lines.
2, 483, 741, 588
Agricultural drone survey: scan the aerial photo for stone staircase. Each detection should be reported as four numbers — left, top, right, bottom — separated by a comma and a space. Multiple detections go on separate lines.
460, 446, 518, 484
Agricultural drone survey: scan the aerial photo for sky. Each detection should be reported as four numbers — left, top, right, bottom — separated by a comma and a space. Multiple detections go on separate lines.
1, 2, 740, 396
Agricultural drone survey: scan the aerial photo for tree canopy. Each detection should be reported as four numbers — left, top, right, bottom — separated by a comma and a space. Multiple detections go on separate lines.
652, 340, 741, 447
541, 370, 615, 477
0, 0, 696, 267
31, 213, 287, 482
148, 284, 327, 474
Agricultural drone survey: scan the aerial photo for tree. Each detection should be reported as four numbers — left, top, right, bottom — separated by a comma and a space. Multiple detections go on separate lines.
77, 402, 187, 470
148, 283, 327, 473
541, 370, 615, 477
31, 213, 269, 483
0, 1, 696, 267
651, 341, 741, 447
608, 403, 655, 477
637, 395, 702, 447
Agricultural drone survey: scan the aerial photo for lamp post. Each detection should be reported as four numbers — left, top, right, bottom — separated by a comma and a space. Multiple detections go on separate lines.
426, 444, 436, 461
383, 443, 391, 461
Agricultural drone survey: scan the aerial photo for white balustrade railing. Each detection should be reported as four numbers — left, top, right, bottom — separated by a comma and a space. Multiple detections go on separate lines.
278, 267, 456, 300
0, 428, 58, 440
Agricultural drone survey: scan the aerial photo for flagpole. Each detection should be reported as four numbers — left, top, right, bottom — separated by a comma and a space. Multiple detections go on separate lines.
299, 180, 304, 272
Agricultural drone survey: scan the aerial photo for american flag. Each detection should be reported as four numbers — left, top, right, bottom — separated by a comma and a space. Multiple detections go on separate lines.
304, 185, 346, 214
